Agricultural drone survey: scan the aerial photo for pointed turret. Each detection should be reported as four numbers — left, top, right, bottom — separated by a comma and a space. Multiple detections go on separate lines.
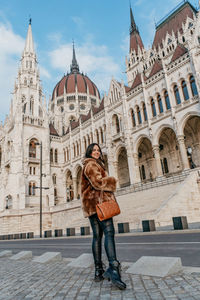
12, 20, 44, 120
70, 42, 79, 73
23, 18, 35, 55
129, 6, 144, 54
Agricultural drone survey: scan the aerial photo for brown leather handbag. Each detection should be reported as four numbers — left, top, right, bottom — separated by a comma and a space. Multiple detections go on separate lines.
96, 191, 121, 221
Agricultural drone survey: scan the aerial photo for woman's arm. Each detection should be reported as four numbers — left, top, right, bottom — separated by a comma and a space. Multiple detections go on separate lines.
84, 161, 116, 192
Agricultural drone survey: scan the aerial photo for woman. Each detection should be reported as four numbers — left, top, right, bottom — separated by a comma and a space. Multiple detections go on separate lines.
81, 143, 126, 290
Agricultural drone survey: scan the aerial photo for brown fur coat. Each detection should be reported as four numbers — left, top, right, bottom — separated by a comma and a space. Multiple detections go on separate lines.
81, 158, 117, 217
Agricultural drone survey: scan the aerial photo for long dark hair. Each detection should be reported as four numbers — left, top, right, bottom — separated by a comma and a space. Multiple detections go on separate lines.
85, 143, 105, 164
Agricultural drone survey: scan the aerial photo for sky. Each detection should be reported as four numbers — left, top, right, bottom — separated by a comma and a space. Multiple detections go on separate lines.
0, 0, 199, 122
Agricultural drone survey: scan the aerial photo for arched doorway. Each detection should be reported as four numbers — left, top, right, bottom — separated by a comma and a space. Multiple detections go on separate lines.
138, 138, 155, 181
76, 166, 82, 200
158, 127, 182, 174
66, 170, 74, 201
117, 147, 130, 187
184, 116, 200, 168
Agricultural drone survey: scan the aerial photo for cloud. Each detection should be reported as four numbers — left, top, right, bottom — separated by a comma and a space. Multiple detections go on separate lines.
71, 16, 84, 28
48, 41, 120, 92
40, 66, 51, 79
0, 22, 24, 120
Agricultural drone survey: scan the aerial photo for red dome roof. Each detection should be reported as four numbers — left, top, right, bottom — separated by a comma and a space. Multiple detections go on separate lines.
52, 44, 100, 100
52, 73, 100, 99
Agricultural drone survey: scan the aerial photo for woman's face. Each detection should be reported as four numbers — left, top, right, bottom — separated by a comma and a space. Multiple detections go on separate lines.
91, 145, 101, 160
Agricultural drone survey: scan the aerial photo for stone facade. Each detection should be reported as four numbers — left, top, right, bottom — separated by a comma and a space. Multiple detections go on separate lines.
1, 1, 200, 236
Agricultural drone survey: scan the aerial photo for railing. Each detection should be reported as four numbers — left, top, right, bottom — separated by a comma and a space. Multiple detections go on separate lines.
115, 169, 196, 196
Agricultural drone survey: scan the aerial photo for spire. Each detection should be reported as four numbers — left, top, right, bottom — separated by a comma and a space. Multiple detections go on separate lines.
70, 41, 79, 74
129, 6, 144, 54
130, 6, 138, 34
24, 19, 35, 54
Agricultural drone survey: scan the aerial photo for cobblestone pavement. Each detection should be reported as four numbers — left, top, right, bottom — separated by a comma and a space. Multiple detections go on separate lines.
1, 257, 200, 300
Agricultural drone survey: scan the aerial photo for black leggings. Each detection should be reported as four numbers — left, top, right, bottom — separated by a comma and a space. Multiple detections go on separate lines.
89, 213, 117, 265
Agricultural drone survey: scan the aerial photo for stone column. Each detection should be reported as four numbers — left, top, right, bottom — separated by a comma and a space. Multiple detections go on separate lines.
113, 161, 120, 188
153, 145, 163, 177
177, 135, 190, 170
72, 177, 77, 200
133, 153, 141, 183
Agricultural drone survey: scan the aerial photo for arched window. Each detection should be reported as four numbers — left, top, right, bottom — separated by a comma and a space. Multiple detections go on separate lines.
189, 75, 198, 96
174, 85, 181, 104
100, 128, 104, 143
87, 135, 90, 146
52, 174, 56, 185
143, 103, 147, 121
67, 148, 69, 161
73, 144, 76, 157
84, 137, 87, 151
55, 149, 58, 163
29, 140, 36, 158
164, 91, 171, 110
76, 142, 79, 156
113, 114, 120, 133
157, 94, 163, 113
131, 109, 136, 127
151, 98, 156, 117
28, 182, 36, 196
5, 195, 12, 209
54, 188, 58, 205
181, 80, 189, 101
96, 130, 99, 144
137, 106, 142, 124
50, 148, 53, 163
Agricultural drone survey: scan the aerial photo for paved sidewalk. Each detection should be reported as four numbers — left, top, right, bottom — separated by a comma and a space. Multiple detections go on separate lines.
1, 256, 200, 300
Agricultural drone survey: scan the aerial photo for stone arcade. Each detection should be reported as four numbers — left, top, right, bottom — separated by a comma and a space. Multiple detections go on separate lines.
1, 1, 200, 236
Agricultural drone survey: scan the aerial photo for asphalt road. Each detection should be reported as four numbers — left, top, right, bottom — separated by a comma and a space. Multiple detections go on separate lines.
0, 232, 199, 267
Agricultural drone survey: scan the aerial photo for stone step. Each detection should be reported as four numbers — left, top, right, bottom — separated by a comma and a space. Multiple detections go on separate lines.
10, 251, 32, 260
33, 252, 62, 264
126, 256, 182, 277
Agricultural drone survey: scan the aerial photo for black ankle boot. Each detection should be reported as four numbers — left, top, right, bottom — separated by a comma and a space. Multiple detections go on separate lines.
94, 263, 105, 282
103, 260, 126, 290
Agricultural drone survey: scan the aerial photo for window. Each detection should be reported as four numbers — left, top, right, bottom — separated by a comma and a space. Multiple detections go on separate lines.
100, 128, 104, 143
157, 94, 163, 113
137, 106, 142, 124
174, 85, 181, 104
113, 115, 120, 133
151, 98, 156, 117
29, 140, 36, 158
5, 195, 12, 209
131, 109, 136, 127
143, 103, 148, 121
50, 148, 53, 163
164, 91, 171, 110
189, 75, 198, 97
52, 174, 56, 185
96, 130, 99, 144
55, 149, 58, 163
28, 182, 36, 196
181, 80, 189, 101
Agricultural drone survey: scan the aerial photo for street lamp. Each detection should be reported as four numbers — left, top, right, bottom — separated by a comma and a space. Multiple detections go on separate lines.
34, 142, 49, 238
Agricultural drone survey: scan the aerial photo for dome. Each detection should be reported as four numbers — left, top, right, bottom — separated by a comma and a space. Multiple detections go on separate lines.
52, 72, 100, 99
52, 44, 100, 100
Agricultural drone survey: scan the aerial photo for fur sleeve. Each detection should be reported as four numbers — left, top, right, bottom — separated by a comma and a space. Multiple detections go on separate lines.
84, 161, 117, 192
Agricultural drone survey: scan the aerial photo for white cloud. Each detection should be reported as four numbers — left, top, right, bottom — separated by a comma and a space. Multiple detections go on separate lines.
48, 41, 120, 92
40, 66, 51, 79
0, 23, 24, 120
